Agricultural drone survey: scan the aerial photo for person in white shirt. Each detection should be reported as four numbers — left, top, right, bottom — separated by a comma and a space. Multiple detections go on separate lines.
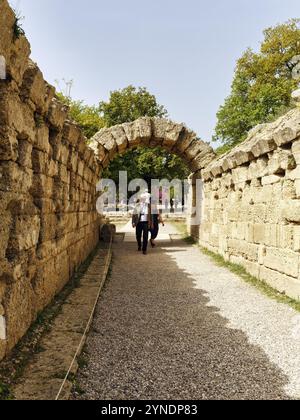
132, 192, 152, 255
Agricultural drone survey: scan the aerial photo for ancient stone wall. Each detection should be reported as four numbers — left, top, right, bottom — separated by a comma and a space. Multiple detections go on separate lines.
0, 0, 102, 360
1, 0, 300, 363
198, 108, 300, 301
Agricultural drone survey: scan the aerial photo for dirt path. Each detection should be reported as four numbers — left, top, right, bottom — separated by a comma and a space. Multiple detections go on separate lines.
74, 224, 300, 400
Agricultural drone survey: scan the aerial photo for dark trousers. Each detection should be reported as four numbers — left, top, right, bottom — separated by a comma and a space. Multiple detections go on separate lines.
151, 222, 159, 240
136, 222, 149, 252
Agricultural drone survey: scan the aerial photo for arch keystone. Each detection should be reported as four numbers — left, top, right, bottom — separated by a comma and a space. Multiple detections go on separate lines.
93, 128, 117, 160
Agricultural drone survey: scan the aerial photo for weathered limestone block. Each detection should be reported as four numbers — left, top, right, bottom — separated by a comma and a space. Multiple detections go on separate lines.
4, 91, 36, 142
77, 135, 88, 158
96, 142, 109, 164
273, 109, 300, 146
221, 157, 235, 172
122, 122, 142, 148
229, 254, 261, 278
17, 139, 32, 168
83, 148, 95, 169
292, 140, 300, 165
48, 98, 68, 129
62, 121, 81, 147
249, 204, 267, 223
184, 139, 209, 161
93, 128, 117, 160
248, 157, 268, 179
174, 128, 197, 154
33, 198, 56, 215
58, 163, 69, 185
287, 165, 300, 181
108, 125, 128, 153
160, 121, 184, 150
210, 163, 223, 177
264, 247, 299, 278
232, 166, 249, 184
253, 224, 265, 244
282, 200, 300, 223
7, 215, 40, 254
67, 152, 78, 175
151, 118, 167, 146
260, 266, 300, 301
0, 161, 32, 193
230, 222, 246, 240
35, 124, 50, 154
278, 225, 293, 250
190, 151, 216, 172
20, 60, 48, 113
0, 129, 18, 161
4, 274, 36, 352
294, 179, 300, 198
39, 214, 59, 242
293, 226, 300, 252
30, 173, 54, 198
201, 168, 213, 181
57, 213, 78, 236
33, 251, 69, 312
7, 36, 31, 86
0, 0, 15, 59
281, 179, 296, 200
264, 224, 278, 247
77, 159, 85, 177
211, 178, 222, 192
261, 175, 283, 186
244, 259, 261, 278
251, 135, 276, 158
267, 149, 296, 175
231, 149, 254, 167
228, 239, 259, 261
132, 117, 152, 146
0, 0, 30, 84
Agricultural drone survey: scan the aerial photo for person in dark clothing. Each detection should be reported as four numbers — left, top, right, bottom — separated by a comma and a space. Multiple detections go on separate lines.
150, 200, 164, 248
132, 194, 152, 255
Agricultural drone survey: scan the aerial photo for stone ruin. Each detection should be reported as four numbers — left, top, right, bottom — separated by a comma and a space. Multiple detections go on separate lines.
1, 0, 300, 360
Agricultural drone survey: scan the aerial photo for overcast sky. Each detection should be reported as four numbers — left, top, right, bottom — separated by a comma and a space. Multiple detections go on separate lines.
10, 0, 300, 143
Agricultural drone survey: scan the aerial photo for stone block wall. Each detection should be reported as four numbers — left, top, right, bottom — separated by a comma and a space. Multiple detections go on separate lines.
0, 0, 102, 360
197, 108, 300, 301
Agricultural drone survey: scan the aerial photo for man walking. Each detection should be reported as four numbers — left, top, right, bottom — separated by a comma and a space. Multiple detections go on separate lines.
132, 192, 152, 255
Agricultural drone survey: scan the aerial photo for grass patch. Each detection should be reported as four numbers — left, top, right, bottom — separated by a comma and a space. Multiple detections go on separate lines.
170, 221, 196, 244
73, 381, 86, 396
0, 382, 14, 400
183, 236, 197, 245
13, 10, 25, 39
77, 355, 88, 370
201, 247, 300, 313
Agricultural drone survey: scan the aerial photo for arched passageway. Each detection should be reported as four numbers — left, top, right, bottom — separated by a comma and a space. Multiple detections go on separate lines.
89, 118, 216, 174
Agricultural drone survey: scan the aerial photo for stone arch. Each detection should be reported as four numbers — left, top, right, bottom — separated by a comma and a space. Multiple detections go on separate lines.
89, 118, 216, 174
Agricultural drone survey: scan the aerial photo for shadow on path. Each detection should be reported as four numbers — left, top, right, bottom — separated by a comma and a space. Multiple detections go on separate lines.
74, 238, 289, 400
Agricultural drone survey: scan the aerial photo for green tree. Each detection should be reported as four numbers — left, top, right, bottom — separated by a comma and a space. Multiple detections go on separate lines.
101, 86, 189, 183
214, 19, 300, 151
57, 93, 105, 139
99, 85, 167, 126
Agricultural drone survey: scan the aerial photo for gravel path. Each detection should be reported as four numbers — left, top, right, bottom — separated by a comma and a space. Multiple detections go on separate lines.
74, 224, 300, 400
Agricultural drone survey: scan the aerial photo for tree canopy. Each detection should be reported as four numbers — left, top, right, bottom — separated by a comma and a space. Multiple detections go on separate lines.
214, 19, 300, 152
100, 86, 189, 183
99, 85, 168, 126
56, 85, 189, 182
57, 93, 105, 139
